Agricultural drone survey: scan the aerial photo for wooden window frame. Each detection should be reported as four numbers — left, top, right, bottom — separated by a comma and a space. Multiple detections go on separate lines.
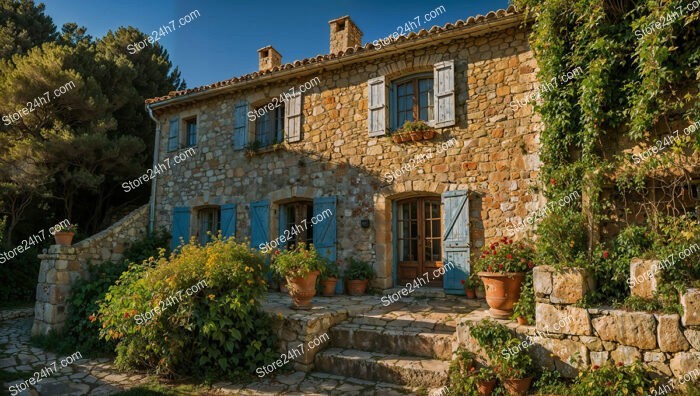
391, 73, 434, 130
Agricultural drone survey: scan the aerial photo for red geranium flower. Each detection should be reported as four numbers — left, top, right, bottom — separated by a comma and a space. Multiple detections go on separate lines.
602, 251, 610, 259
506, 254, 513, 259
499, 264, 504, 270
593, 365, 600, 370
491, 250, 497, 255
487, 266, 493, 272
550, 178, 557, 185
483, 250, 489, 255
617, 361, 623, 367
528, 262, 534, 269
124, 312, 130, 318
88, 314, 96, 323
460, 279, 465, 285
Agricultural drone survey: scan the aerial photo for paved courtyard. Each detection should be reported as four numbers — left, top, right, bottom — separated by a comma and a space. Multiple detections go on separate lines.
1, 292, 481, 395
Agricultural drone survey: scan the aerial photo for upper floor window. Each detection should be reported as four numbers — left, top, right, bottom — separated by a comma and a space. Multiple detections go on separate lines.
185, 117, 197, 147
255, 103, 284, 147
168, 118, 179, 152
392, 74, 433, 129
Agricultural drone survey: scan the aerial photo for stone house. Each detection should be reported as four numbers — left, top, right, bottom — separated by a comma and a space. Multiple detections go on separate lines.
144, 5, 542, 294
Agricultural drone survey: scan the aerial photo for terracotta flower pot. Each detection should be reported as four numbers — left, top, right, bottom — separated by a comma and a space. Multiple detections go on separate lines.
346, 279, 369, 295
517, 316, 529, 326
320, 278, 338, 297
54, 231, 75, 246
478, 272, 525, 319
502, 376, 533, 396
477, 378, 497, 396
392, 135, 402, 144
423, 129, 436, 140
410, 130, 423, 141
400, 133, 411, 143
465, 288, 476, 299
286, 270, 320, 309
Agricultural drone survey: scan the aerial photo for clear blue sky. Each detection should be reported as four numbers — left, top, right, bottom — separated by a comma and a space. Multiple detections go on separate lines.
43, 0, 510, 89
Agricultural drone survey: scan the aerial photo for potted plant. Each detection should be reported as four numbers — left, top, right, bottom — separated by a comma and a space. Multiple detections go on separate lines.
474, 237, 534, 318
512, 273, 534, 325
397, 120, 436, 142
473, 366, 498, 396
462, 274, 480, 299
319, 258, 340, 297
495, 338, 534, 395
344, 258, 375, 295
270, 243, 326, 309
54, 223, 77, 246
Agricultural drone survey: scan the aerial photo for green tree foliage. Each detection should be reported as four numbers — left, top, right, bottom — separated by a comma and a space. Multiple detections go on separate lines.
0, 0, 184, 249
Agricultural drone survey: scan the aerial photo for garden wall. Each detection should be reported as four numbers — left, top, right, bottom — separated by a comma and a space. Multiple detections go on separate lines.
31, 205, 149, 336
531, 265, 700, 380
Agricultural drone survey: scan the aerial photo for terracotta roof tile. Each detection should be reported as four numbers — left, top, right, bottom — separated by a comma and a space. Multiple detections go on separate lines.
146, 5, 520, 106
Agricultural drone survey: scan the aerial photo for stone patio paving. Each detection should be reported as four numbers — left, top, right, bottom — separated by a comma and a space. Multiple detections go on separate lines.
1, 291, 484, 395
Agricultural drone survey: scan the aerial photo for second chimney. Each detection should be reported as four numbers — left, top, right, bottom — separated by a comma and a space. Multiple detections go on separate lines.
258, 46, 282, 72
329, 16, 363, 54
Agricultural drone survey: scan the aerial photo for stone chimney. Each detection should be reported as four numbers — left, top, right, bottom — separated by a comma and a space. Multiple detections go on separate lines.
258, 46, 282, 72
329, 16, 363, 54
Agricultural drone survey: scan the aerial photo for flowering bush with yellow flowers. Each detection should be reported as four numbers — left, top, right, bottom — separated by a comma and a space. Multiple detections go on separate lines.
97, 236, 277, 378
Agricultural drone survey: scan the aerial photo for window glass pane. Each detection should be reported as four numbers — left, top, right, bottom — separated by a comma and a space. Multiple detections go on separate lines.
419, 79, 434, 121
410, 239, 417, 261
187, 121, 197, 146
433, 240, 441, 261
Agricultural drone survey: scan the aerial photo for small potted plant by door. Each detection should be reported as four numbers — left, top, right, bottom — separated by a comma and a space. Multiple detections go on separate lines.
54, 223, 78, 246
474, 237, 534, 319
271, 242, 325, 309
319, 258, 340, 297
462, 274, 480, 299
344, 258, 375, 295
495, 338, 534, 395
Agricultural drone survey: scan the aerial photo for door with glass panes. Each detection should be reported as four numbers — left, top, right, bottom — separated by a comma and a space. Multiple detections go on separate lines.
396, 197, 443, 287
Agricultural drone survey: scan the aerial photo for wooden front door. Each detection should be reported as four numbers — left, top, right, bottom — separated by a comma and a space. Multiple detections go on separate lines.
396, 197, 443, 287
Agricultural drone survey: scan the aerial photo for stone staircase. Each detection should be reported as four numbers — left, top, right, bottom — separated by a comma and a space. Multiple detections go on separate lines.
312, 292, 472, 391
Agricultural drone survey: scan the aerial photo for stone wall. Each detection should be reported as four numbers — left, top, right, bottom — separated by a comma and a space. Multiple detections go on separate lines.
530, 265, 700, 380
32, 205, 149, 335
151, 24, 545, 289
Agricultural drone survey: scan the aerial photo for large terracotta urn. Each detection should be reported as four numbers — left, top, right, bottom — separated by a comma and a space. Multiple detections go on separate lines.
478, 272, 524, 319
286, 270, 320, 309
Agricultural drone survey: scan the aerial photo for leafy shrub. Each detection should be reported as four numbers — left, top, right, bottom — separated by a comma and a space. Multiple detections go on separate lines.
572, 362, 656, 396
62, 230, 170, 354
98, 237, 277, 379
535, 207, 589, 269
344, 258, 375, 280
512, 273, 535, 323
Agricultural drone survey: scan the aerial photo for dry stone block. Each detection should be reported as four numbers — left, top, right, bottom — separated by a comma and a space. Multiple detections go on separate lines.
685, 329, 700, 350
629, 259, 661, 299
590, 351, 609, 367
592, 311, 657, 350
533, 265, 552, 296
551, 268, 595, 304
531, 336, 588, 377
644, 352, 665, 362
669, 352, 700, 380
682, 289, 700, 326
657, 314, 690, 352
536, 303, 592, 335
611, 345, 641, 365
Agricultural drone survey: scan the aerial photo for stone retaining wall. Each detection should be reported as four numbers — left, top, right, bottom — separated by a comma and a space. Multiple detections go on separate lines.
31, 205, 149, 336
531, 265, 700, 380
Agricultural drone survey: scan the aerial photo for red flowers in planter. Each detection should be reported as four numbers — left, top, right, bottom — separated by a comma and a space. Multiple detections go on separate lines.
602, 251, 610, 259
474, 238, 535, 274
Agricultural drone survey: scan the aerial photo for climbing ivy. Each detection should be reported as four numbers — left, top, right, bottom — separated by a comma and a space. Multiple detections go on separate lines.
514, 0, 700, 232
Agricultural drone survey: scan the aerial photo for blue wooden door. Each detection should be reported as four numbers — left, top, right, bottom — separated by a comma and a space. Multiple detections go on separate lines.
250, 201, 269, 250
220, 204, 237, 239
313, 197, 340, 293
442, 190, 470, 294
171, 207, 191, 250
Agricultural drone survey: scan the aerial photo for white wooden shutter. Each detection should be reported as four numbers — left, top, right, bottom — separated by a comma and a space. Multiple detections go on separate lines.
367, 76, 386, 136
434, 60, 455, 128
285, 92, 302, 143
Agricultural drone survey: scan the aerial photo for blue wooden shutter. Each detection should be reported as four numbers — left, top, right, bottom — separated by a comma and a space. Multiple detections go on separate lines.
368, 76, 386, 136
250, 201, 270, 250
233, 101, 248, 150
434, 60, 455, 128
171, 207, 191, 250
442, 190, 470, 294
313, 197, 340, 293
220, 204, 237, 239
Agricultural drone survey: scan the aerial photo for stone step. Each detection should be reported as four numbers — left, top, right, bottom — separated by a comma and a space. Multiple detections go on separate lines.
330, 323, 454, 359
314, 347, 449, 388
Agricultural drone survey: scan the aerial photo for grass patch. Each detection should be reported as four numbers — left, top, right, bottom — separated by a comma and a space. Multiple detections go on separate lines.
112, 381, 212, 395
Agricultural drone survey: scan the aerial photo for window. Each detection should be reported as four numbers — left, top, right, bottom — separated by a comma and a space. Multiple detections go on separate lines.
255, 104, 284, 147
196, 207, 220, 245
185, 118, 197, 147
393, 74, 434, 129
280, 201, 313, 249
168, 118, 179, 151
